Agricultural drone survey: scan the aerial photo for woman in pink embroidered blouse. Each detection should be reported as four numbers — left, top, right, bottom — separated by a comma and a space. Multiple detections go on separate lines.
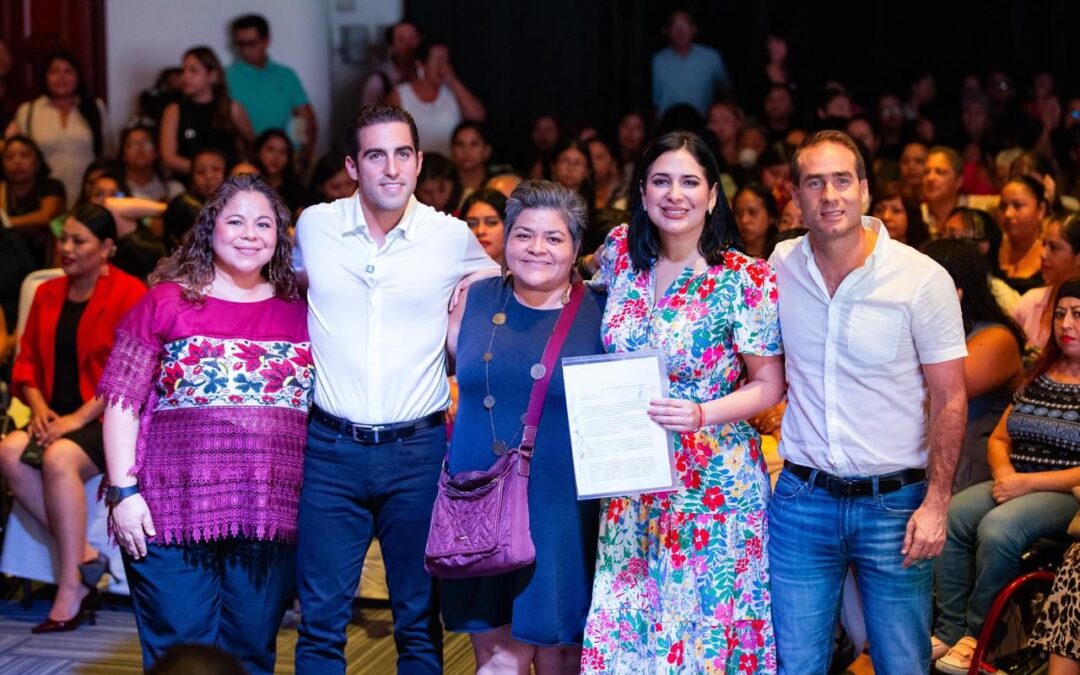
97, 174, 312, 675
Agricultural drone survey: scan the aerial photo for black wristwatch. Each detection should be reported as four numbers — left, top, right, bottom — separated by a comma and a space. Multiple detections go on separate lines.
106, 483, 140, 506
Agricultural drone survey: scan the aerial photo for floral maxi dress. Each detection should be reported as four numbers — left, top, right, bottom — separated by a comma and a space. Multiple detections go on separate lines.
581, 225, 782, 674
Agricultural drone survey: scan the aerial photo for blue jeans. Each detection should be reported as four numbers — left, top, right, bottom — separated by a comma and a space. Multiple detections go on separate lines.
122, 539, 296, 675
294, 416, 445, 675
934, 480, 1077, 645
768, 468, 933, 675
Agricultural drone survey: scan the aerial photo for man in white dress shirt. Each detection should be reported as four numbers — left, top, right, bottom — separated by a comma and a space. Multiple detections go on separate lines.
767, 130, 968, 674
292, 104, 498, 674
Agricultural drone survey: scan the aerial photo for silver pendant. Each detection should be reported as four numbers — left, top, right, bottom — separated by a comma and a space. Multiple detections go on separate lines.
491, 440, 508, 456
530, 363, 546, 380
483, 395, 496, 409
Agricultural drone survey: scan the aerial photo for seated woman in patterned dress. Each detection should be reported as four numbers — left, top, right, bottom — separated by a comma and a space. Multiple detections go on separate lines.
98, 174, 312, 675
933, 277, 1080, 674
581, 132, 786, 674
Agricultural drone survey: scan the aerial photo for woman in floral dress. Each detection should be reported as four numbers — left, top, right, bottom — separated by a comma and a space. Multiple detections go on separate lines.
581, 132, 785, 674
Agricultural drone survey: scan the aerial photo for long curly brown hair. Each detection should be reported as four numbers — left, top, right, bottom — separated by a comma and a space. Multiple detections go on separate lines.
149, 174, 298, 301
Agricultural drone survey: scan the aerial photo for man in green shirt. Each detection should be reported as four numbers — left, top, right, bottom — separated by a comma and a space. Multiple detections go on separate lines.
226, 14, 318, 170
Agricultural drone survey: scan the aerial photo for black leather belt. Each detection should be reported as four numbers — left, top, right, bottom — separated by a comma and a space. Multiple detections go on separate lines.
784, 461, 926, 497
311, 406, 444, 445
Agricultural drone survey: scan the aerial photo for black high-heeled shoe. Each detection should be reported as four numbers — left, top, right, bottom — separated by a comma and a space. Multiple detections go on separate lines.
76, 551, 110, 591
30, 587, 98, 633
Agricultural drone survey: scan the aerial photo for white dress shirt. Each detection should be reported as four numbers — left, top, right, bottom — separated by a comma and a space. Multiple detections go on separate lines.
295, 194, 497, 424
769, 217, 967, 476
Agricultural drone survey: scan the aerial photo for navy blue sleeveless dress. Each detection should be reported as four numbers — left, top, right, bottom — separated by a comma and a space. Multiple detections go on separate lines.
441, 276, 604, 646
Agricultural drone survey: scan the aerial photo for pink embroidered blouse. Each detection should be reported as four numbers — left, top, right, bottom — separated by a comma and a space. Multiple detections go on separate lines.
97, 282, 313, 544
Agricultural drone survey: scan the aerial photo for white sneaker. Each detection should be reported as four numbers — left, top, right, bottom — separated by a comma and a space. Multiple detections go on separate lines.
935, 635, 978, 675
930, 635, 951, 661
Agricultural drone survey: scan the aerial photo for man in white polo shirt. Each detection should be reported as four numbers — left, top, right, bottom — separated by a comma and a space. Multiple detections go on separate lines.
767, 130, 968, 674
292, 104, 498, 674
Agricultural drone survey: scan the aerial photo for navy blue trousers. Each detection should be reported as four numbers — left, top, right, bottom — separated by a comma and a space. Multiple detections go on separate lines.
122, 538, 296, 675
294, 417, 445, 674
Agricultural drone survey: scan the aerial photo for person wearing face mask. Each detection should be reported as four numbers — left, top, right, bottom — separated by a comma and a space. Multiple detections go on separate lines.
0, 204, 145, 635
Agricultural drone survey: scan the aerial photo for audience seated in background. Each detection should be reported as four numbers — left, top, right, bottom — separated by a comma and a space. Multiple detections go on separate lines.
414, 151, 461, 215
651, 9, 731, 116
360, 20, 420, 107
870, 181, 929, 249
163, 147, 227, 251
933, 278, 1080, 674
459, 187, 506, 265
0, 204, 145, 635
449, 120, 491, 199
387, 39, 485, 156
733, 182, 778, 259
119, 125, 183, 203
923, 239, 1024, 492
5, 51, 111, 204
308, 152, 357, 203
159, 46, 253, 177
1013, 213, 1080, 360
998, 175, 1049, 294
226, 13, 317, 170
0, 135, 66, 263
253, 128, 309, 215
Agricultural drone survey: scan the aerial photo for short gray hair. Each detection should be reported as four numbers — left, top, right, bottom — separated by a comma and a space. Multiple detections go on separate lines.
504, 179, 589, 252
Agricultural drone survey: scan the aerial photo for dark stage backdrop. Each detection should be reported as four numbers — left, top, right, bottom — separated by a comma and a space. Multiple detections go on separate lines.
405, 0, 1074, 169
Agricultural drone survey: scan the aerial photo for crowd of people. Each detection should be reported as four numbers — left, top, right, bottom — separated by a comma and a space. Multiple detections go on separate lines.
0, 7, 1079, 675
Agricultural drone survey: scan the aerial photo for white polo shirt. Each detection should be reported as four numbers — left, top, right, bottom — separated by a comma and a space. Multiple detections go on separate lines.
295, 193, 498, 424
769, 217, 967, 476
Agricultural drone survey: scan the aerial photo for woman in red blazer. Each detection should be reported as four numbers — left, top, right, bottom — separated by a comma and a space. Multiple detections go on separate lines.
0, 203, 145, 633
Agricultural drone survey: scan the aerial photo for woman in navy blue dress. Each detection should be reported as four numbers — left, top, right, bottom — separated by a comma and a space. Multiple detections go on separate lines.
443, 180, 603, 674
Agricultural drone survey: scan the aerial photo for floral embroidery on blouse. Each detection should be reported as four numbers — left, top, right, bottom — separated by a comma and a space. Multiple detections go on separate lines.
156, 336, 314, 411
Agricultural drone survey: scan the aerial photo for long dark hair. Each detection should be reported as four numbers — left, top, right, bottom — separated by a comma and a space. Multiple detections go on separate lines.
733, 182, 779, 258
41, 51, 104, 158
871, 181, 928, 249
628, 131, 741, 272
1027, 276, 1080, 383
253, 128, 299, 184
921, 239, 1025, 349
149, 174, 297, 301
182, 46, 233, 133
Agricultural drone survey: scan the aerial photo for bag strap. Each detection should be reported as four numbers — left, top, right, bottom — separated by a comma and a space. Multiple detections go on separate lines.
517, 282, 585, 475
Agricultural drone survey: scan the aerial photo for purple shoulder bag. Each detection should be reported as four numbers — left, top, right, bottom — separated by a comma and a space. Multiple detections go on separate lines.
424, 283, 585, 579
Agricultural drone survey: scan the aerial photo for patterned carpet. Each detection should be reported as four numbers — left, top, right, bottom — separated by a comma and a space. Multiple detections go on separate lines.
0, 592, 475, 674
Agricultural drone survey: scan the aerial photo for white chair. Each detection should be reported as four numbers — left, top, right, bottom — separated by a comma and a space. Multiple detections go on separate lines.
0, 475, 128, 594
12, 268, 64, 358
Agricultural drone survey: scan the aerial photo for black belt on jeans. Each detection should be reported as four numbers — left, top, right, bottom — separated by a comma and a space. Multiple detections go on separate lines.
311, 406, 444, 445
784, 461, 926, 497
